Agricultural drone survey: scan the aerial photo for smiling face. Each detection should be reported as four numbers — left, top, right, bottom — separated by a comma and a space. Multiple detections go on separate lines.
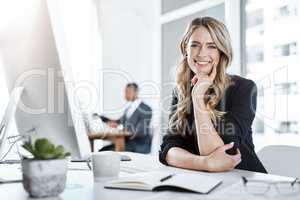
186, 26, 220, 75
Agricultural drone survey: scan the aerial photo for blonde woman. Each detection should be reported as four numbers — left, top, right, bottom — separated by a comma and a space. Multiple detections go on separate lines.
159, 17, 267, 173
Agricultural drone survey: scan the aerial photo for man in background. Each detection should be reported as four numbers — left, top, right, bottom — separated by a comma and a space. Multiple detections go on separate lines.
99, 83, 152, 153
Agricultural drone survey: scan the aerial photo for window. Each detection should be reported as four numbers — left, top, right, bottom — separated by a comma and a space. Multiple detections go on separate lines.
274, 82, 298, 95
242, 0, 300, 150
257, 85, 264, 97
246, 45, 264, 63
254, 118, 265, 134
161, 0, 202, 14
274, 1, 297, 20
275, 121, 298, 134
246, 9, 264, 28
274, 42, 297, 57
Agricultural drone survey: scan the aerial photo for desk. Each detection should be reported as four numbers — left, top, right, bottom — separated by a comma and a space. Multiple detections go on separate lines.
88, 130, 131, 152
0, 152, 299, 200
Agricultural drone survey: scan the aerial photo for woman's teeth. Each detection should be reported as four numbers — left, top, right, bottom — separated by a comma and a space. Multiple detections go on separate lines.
194, 59, 210, 65
197, 61, 209, 64
195, 60, 210, 67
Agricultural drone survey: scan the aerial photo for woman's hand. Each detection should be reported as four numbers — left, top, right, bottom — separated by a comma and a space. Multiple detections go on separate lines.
203, 142, 241, 172
191, 65, 217, 102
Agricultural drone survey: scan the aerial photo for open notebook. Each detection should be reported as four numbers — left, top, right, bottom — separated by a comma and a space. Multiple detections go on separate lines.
105, 171, 222, 194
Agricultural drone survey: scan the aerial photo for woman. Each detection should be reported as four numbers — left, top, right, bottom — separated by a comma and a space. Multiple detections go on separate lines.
159, 17, 267, 173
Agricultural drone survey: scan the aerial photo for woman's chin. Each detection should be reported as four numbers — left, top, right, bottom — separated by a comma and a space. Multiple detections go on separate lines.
190, 66, 210, 75
196, 69, 210, 75
194, 66, 211, 75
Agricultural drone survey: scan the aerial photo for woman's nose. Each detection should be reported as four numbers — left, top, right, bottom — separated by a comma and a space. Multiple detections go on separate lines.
197, 46, 208, 57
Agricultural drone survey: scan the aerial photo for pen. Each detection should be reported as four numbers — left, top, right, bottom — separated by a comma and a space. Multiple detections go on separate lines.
160, 174, 174, 182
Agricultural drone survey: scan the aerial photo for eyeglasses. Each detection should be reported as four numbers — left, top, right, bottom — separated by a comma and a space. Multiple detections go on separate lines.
242, 176, 300, 195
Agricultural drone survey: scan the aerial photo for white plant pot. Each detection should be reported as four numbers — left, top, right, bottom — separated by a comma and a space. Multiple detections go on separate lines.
21, 158, 68, 198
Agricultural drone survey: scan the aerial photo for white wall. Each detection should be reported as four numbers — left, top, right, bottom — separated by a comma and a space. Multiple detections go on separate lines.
97, 0, 159, 121
47, 0, 102, 117
97, 0, 162, 154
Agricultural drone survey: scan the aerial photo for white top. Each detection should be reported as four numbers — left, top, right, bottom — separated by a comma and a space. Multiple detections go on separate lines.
125, 98, 142, 119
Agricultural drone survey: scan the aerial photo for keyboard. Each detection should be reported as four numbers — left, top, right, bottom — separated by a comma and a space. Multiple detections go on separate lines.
71, 155, 131, 162
0, 159, 21, 164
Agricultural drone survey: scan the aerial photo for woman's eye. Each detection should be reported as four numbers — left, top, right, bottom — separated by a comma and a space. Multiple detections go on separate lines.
208, 45, 216, 49
190, 44, 198, 48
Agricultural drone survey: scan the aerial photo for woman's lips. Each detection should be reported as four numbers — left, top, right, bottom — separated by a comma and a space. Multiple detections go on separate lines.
194, 60, 210, 69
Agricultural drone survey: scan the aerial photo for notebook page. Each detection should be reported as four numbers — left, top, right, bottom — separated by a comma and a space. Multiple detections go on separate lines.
158, 173, 222, 194
105, 171, 172, 190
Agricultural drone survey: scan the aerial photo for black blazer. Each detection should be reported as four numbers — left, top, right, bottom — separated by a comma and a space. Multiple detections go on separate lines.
159, 75, 267, 173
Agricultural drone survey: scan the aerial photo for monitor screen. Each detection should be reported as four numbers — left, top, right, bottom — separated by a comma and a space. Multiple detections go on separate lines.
0, 0, 91, 160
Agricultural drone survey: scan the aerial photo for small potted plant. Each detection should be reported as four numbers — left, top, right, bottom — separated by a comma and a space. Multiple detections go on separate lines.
21, 138, 71, 198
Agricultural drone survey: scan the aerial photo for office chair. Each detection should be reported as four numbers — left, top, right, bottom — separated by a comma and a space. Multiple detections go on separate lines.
257, 145, 300, 178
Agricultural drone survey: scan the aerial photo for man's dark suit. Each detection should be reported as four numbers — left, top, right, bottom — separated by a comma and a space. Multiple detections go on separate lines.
100, 101, 152, 154
120, 102, 152, 153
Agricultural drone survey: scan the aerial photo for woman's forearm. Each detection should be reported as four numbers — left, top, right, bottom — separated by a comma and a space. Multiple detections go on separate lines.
194, 100, 224, 156
165, 147, 208, 171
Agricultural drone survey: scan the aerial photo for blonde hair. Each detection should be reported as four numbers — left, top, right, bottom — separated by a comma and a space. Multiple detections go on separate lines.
169, 17, 233, 136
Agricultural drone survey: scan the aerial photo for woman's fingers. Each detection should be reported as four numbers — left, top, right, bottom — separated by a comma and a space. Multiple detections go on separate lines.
220, 143, 241, 167
231, 151, 241, 161
206, 144, 241, 172
191, 67, 216, 96
229, 149, 242, 167
191, 75, 198, 86
221, 142, 234, 151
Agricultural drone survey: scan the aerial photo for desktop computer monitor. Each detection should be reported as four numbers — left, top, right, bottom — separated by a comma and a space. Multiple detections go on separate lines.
0, 87, 24, 160
0, 0, 91, 160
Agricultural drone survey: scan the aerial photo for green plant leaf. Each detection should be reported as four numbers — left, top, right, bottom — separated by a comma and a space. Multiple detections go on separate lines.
22, 138, 71, 160
37, 153, 54, 160
54, 145, 64, 154
64, 152, 71, 157
35, 138, 55, 154
22, 142, 34, 154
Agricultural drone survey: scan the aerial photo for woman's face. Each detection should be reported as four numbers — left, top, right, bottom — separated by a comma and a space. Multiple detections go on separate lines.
186, 26, 220, 75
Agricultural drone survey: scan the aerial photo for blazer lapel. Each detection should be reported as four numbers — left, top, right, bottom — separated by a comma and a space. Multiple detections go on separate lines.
126, 102, 143, 124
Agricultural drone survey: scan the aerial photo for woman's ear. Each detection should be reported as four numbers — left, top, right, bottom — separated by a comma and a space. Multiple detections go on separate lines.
184, 50, 188, 57
184, 46, 188, 57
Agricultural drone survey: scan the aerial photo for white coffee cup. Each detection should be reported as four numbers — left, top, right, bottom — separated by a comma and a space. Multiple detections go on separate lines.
91, 151, 120, 181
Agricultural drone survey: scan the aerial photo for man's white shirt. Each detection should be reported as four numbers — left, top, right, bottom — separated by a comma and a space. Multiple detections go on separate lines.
125, 98, 142, 119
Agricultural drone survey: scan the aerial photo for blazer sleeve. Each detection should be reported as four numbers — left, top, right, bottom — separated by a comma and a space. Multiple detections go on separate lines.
119, 114, 126, 125
216, 79, 257, 149
159, 88, 192, 165
126, 105, 152, 139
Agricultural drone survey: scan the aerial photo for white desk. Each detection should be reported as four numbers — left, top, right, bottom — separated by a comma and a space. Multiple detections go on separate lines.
0, 152, 299, 200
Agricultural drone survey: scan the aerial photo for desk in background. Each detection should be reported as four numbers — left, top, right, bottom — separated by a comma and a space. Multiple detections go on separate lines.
0, 152, 299, 200
88, 130, 131, 152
